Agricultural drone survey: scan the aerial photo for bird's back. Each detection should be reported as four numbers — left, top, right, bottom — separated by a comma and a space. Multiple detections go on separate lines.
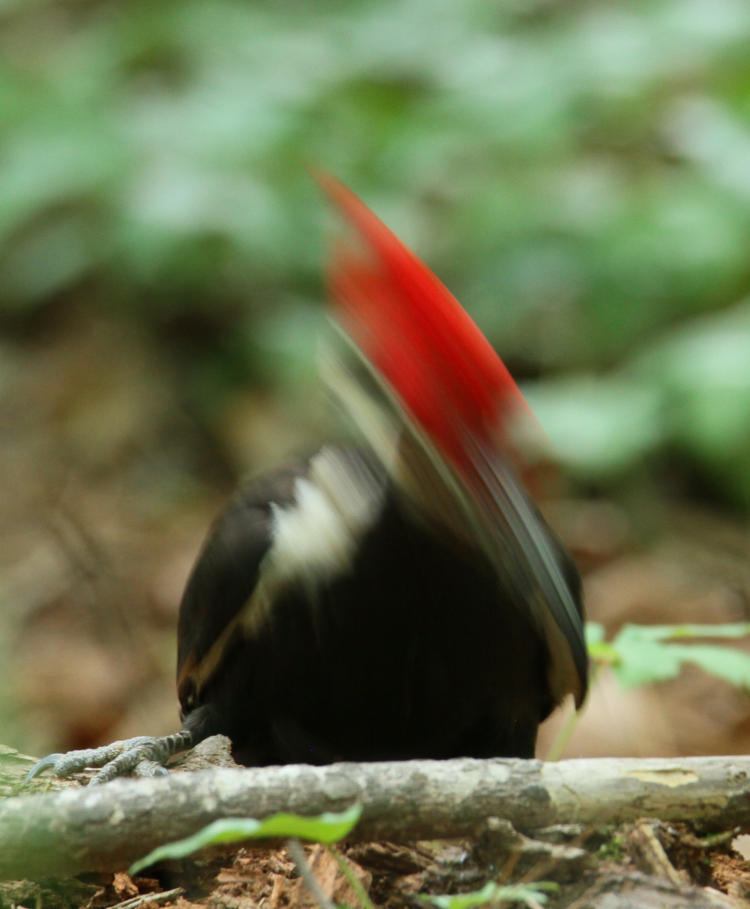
176, 446, 575, 765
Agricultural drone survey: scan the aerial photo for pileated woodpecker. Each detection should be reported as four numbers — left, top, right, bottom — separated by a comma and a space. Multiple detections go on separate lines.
28, 176, 587, 784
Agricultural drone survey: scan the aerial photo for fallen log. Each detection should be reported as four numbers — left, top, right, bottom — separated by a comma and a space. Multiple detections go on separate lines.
2, 745, 749, 881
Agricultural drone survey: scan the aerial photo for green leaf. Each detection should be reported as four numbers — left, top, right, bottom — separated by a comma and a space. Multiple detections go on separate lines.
424, 881, 558, 908
611, 635, 682, 688
668, 644, 750, 689
130, 805, 361, 875
586, 622, 620, 666
585, 622, 606, 646
628, 623, 750, 641
608, 623, 750, 689
588, 640, 620, 666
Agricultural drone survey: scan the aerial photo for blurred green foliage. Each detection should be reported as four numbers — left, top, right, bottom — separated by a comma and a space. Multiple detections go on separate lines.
1, 0, 749, 503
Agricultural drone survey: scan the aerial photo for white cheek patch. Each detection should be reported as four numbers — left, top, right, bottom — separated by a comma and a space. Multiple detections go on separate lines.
269, 479, 356, 582
264, 449, 383, 592
198, 449, 385, 681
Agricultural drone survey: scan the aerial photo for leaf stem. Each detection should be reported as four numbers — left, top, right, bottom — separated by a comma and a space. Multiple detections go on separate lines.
286, 838, 336, 909
327, 844, 376, 909
545, 663, 600, 762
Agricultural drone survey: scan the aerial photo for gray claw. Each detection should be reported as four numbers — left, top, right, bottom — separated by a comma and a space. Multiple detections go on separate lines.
25, 753, 64, 783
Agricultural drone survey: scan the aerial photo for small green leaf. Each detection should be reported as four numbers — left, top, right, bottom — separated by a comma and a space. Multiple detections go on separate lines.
669, 644, 750, 689
585, 622, 606, 646
130, 805, 361, 875
640, 623, 750, 641
607, 623, 750, 689
612, 636, 683, 688
586, 622, 620, 665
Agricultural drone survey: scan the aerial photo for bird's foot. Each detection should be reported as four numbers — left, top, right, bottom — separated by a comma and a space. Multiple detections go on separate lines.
25, 730, 194, 785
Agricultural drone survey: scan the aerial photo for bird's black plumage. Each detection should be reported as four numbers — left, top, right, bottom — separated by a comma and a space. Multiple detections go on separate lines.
176, 447, 583, 766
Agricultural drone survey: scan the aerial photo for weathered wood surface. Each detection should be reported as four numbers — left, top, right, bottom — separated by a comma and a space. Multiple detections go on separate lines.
1, 746, 749, 881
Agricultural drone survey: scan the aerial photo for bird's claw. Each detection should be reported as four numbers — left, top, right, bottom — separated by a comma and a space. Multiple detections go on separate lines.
25, 752, 65, 781
25, 734, 185, 786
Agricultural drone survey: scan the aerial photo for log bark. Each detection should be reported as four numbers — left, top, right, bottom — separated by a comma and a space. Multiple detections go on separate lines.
1, 751, 749, 881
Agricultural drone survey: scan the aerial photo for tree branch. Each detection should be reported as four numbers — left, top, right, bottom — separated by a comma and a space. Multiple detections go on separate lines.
2, 749, 749, 881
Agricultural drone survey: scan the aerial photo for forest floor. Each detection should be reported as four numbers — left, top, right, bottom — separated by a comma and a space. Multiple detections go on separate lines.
3, 738, 750, 908
3, 749, 750, 908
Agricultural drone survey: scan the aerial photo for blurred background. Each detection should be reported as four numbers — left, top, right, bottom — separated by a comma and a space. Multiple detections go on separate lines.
1, 0, 749, 762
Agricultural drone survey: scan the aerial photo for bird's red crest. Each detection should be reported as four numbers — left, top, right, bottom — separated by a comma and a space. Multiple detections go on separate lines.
318, 173, 531, 481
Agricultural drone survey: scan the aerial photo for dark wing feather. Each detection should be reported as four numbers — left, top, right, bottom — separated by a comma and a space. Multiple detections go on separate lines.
468, 439, 588, 706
